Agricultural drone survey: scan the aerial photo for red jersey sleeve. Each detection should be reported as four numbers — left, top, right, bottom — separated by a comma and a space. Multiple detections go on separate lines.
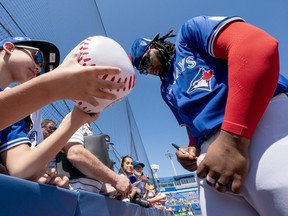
213, 21, 279, 138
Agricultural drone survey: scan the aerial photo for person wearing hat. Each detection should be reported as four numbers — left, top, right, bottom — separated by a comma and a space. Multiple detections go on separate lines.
133, 160, 145, 181
130, 16, 288, 215
130, 160, 148, 189
129, 160, 146, 197
133, 161, 145, 168
0, 36, 104, 187
0, 37, 124, 131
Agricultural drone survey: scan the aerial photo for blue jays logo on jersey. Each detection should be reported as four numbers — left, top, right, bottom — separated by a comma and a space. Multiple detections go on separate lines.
187, 67, 214, 93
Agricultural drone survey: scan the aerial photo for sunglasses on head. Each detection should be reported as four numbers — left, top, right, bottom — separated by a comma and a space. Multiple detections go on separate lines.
14, 45, 45, 69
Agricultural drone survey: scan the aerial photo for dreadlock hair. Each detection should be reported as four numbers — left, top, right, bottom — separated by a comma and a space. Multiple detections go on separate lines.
150, 30, 176, 77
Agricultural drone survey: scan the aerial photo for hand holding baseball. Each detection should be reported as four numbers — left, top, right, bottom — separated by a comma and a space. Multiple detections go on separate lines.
197, 130, 250, 193
64, 36, 136, 113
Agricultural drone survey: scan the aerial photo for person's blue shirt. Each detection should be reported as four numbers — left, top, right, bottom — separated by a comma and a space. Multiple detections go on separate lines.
0, 88, 31, 155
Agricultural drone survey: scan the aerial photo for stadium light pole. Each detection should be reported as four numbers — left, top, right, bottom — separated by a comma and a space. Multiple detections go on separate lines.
165, 150, 178, 176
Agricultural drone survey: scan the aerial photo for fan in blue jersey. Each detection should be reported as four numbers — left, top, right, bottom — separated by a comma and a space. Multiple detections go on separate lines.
130, 16, 288, 215
0, 37, 99, 187
0, 38, 125, 131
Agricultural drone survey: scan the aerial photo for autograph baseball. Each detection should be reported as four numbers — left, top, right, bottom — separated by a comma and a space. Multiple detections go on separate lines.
65, 36, 136, 113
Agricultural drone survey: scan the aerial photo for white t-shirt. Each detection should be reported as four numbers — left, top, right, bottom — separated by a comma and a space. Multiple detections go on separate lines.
28, 110, 43, 148
66, 123, 103, 193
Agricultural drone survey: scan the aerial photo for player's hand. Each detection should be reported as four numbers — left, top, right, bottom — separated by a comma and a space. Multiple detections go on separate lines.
197, 130, 250, 193
176, 146, 199, 171
52, 51, 125, 106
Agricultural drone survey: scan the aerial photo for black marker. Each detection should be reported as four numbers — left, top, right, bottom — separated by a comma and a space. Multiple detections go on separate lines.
171, 143, 189, 155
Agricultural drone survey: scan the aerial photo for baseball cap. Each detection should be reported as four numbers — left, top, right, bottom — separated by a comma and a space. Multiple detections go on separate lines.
0, 36, 60, 73
104, 134, 114, 146
129, 33, 159, 70
142, 179, 150, 184
133, 160, 145, 168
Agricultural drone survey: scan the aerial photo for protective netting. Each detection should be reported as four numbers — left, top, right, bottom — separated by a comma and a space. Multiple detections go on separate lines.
0, 0, 154, 181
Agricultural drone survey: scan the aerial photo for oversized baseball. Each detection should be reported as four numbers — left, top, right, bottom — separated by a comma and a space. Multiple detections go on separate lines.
65, 36, 136, 113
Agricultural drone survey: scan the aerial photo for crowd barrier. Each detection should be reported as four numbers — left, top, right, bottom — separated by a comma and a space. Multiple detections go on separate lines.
0, 174, 172, 216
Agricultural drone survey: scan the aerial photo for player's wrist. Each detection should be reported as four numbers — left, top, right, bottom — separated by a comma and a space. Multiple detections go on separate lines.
219, 129, 250, 147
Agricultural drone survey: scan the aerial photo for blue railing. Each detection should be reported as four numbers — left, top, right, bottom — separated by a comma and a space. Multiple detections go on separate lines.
0, 174, 172, 216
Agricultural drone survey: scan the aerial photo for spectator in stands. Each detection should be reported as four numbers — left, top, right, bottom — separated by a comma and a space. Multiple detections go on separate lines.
142, 179, 155, 200
0, 36, 124, 130
28, 112, 69, 188
133, 161, 150, 180
129, 160, 146, 198
41, 119, 57, 140
41, 118, 62, 180
0, 107, 95, 187
118, 155, 143, 202
119, 155, 134, 178
0, 37, 105, 187
41, 119, 58, 169
134, 178, 170, 211
133, 161, 145, 181
147, 193, 168, 211
141, 179, 169, 210
59, 121, 131, 199
2, 103, 67, 188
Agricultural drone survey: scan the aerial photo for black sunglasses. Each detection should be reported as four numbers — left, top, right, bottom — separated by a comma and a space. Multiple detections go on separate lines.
139, 48, 166, 75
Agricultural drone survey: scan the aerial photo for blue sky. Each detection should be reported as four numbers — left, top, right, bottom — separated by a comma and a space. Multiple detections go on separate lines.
93, 0, 288, 177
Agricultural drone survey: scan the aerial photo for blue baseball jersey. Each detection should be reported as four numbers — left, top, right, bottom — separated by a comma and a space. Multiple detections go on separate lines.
0, 88, 43, 155
0, 119, 31, 153
160, 16, 288, 146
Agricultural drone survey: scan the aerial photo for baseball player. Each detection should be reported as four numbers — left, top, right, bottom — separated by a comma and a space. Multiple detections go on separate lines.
130, 16, 288, 215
